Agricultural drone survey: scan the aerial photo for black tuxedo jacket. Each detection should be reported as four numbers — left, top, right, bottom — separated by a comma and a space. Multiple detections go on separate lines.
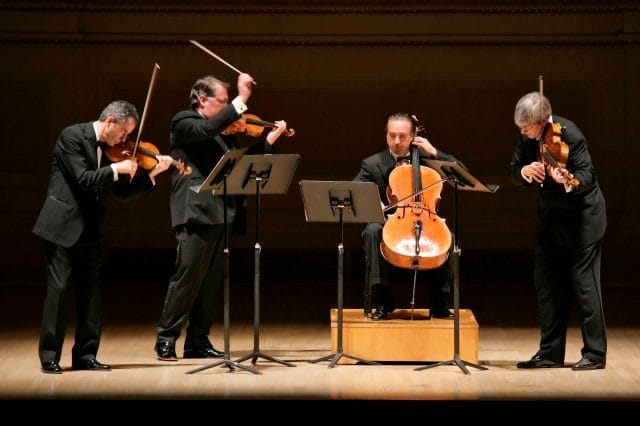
509, 115, 607, 246
32, 121, 155, 247
169, 105, 275, 228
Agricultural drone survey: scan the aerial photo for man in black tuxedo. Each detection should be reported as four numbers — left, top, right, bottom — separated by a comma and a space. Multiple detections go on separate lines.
354, 112, 463, 321
33, 100, 173, 374
155, 73, 288, 360
511, 92, 607, 371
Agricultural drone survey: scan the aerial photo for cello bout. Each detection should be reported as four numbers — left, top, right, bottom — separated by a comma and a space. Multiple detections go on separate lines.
380, 164, 451, 270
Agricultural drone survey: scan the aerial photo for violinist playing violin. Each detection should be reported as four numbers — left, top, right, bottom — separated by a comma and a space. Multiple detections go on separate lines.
33, 100, 174, 374
511, 92, 607, 370
354, 112, 465, 321
155, 74, 288, 361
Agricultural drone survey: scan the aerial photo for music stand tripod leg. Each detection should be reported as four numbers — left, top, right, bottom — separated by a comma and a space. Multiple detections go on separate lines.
309, 239, 379, 368
414, 245, 487, 374
186, 173, 261, 376
416, 159, 497, 374
186, 247, 262, 375
186, 249, 262, 374
234, 242, 295, 367
234, 179, 296, 368
299, 181, 383, 368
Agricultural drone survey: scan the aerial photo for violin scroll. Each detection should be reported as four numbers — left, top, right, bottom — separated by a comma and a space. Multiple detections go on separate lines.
174, 159, 192, 176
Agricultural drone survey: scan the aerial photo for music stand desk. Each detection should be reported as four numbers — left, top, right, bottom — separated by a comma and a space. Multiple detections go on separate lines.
186, 149, 261, 375
226, 154, 300, 368
415, 160, 498, 375
300, 180, 384, 368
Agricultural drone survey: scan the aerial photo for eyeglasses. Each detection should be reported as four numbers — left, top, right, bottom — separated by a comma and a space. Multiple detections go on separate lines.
518, 122, 539, 133
206, 95, 228, 104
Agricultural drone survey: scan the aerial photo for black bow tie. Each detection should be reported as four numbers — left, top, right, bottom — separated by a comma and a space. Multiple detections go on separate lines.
396, 155, 411, 165
98, 141, 108, 150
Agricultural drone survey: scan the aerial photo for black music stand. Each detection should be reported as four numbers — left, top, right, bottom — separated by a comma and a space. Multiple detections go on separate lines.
225, 153, 301, 368
186, 149, 260, 375
414, 160, 498, 374
299, 180, 384, 368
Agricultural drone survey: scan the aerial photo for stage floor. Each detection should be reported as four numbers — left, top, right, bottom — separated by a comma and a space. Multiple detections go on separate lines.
1, 282, 639, 411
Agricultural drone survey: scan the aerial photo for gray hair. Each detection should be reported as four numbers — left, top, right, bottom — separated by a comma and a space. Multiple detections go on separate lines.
188, 75, 229, 110
514, 92, 552, 124
98, 100, 139, 124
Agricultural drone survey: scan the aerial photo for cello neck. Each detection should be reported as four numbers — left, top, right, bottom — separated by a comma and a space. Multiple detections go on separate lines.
411, 146, 421, 199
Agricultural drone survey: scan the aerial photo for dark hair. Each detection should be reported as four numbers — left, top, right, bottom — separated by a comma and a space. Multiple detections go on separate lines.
188, 75, 230, 110
386, 112, 417, 134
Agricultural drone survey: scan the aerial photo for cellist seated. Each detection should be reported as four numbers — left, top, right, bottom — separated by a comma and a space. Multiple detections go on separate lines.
353, 112, 466, 320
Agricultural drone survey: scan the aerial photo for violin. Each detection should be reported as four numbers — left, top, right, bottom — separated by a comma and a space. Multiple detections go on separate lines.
223, 113, 295, 137
104, 63, 191, 177
105, 139, 192, 176
380, 145, 452, 270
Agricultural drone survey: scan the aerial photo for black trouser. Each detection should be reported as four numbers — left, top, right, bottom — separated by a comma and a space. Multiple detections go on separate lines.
157, 223, 226, 349
534, 240, 606, 363
39, 238, 102, 364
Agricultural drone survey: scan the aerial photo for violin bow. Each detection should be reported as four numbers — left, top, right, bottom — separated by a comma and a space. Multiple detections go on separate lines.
537, 75, 546, 187
538, 74, 544, 98
132, 63, 160, 159
189, 40, 257, 85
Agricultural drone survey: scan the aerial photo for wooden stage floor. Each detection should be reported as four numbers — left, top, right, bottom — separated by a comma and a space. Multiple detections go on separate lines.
1, 281, 639, 417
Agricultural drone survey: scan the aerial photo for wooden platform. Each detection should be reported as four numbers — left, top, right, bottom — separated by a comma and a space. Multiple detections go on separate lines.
330, 308, 479, 364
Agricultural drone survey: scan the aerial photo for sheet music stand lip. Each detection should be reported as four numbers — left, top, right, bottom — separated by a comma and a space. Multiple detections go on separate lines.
299, 180, 383, 367
186, 149, 261, 375
211, 153, 300, 196
424, 159, 499, 193
190, 148, 246, 194
299, 180, 385, 224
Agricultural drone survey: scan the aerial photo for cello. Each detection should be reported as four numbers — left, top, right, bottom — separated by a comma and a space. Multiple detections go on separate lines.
380, 143, 452, 271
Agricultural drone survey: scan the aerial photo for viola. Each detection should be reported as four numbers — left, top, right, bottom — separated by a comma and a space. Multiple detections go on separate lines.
536, 76, 579, 186
538, 122, 579, 186
223, 113, 295, 138
105, 139, 192, 176
380, 146, 451, 270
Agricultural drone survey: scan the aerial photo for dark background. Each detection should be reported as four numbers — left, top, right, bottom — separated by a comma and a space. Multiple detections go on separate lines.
0, 1, 638, 295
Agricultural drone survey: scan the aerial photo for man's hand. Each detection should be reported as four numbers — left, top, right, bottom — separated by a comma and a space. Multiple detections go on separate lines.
237, 73, 254, 104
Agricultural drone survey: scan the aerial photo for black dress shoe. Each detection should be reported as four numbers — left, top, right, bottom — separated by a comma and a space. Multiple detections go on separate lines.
41, 361, 62, 374
517, 354, 562, 369
571, 356, 606, 371
155, 341, 178, 361
430, 309, 454, 319
71, 358, 111, 371
184, 342, 224, 358
371, 304, 395, 321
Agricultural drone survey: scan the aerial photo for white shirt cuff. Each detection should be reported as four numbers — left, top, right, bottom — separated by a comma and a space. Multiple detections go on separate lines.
110, 164, 119, 181
231, 96, 247, 114
520, 167, 532, 183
